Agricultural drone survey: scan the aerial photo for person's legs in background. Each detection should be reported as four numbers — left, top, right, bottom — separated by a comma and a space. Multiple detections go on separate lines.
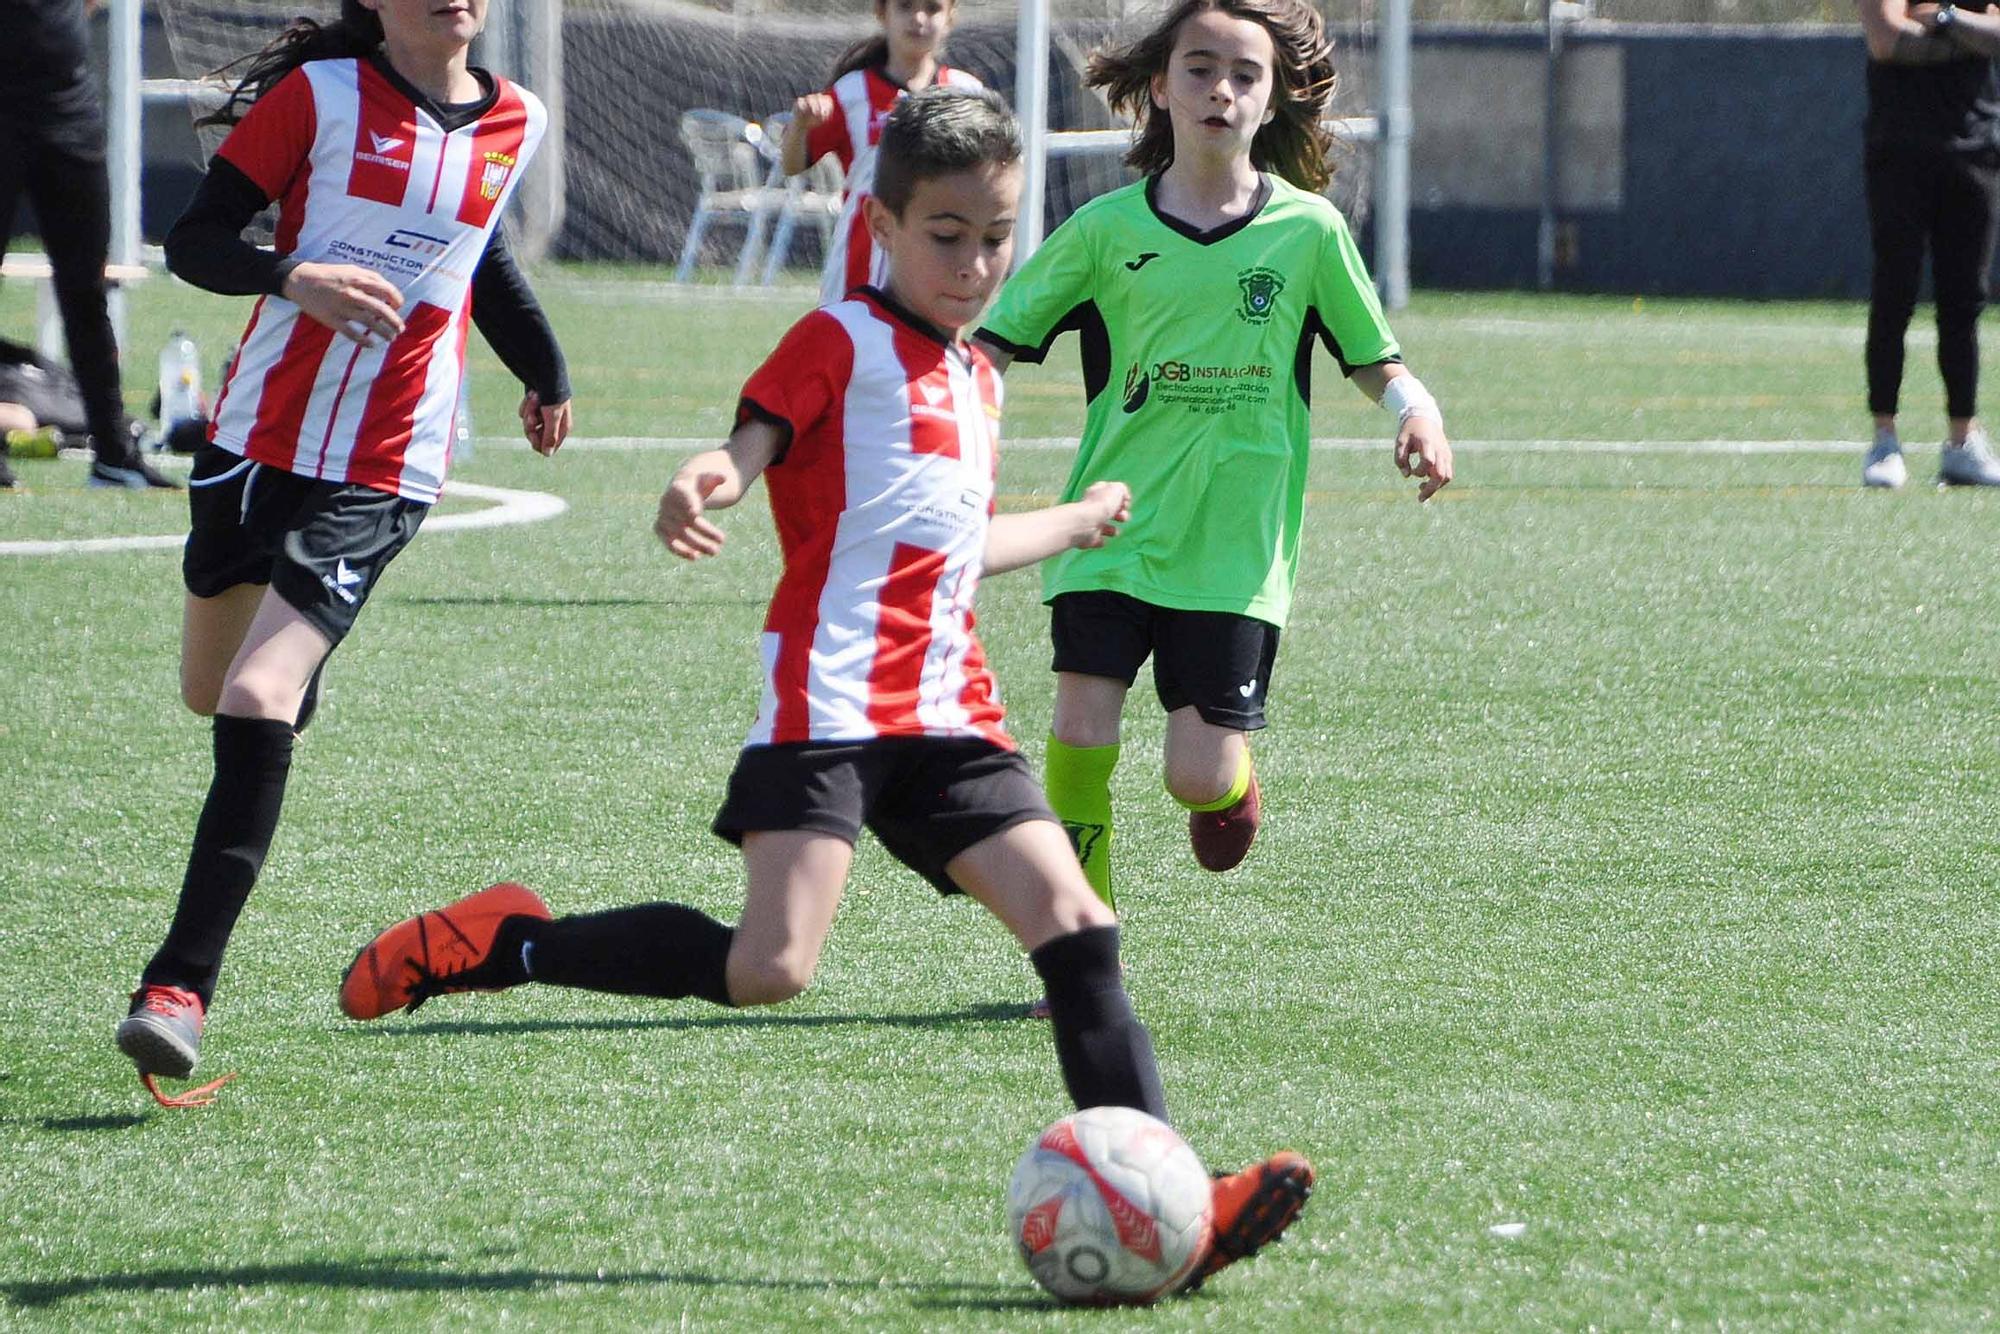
1931, 153, 2000, 485
1863, 145, 1933, 489
26, 107, 175, 489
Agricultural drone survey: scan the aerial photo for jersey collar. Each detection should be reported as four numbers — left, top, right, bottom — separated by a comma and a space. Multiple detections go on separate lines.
1145, 171, 1273, 246
867, 59, 947, 94
366, 52, 498, 132
858, 285, 963, 351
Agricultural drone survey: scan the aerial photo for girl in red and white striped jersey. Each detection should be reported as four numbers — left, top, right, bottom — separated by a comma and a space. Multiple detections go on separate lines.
779, 0, 982, 306
113, 0, 572, 1107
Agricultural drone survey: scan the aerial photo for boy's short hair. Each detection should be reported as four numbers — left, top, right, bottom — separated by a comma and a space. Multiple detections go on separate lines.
872, 86, 1023, 217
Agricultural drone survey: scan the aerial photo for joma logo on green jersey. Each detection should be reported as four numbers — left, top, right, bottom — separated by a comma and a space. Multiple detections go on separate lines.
1237, 267, 1285, 324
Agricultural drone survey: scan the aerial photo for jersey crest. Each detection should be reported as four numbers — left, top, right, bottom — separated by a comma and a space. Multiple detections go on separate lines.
480, 151, 513, 199
1237, 267, 1285, 324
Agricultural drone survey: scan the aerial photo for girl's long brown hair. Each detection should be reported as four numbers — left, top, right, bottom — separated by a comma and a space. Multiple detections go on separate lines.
199, 0, 384, 128
1085, 0, 1337, 192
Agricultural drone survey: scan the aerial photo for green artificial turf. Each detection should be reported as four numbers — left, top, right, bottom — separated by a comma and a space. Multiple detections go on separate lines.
1, 274, 1994, 1329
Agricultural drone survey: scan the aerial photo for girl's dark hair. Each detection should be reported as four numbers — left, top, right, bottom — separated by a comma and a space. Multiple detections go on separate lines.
826, 0, 956, 83
199, 0, 384, 128
828, 33, 891, 83
1085, 0, 1337, 192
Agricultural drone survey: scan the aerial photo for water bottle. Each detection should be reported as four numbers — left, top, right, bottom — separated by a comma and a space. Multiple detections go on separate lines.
157, 330, 203, 434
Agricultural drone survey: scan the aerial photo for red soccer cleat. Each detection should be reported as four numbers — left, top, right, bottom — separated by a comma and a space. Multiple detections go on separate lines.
1188, 768, 1260, 872
1184, 1149, 1315, 1291
339, 881, 549, 1020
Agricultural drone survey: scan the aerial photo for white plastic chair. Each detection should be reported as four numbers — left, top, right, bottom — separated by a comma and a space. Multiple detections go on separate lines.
674, 109, 787, 285
755, 111, 847, 286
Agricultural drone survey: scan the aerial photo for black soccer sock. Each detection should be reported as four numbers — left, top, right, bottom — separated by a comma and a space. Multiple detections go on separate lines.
521, 902, 736, 1007
1030, 924, 1169, 1122
139, 715, 296, 1007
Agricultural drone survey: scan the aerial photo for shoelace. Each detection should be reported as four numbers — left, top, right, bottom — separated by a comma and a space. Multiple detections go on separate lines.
397, 910, 510, 1013
141, 985, 202, 1017
401, 953, 490, 1015
141, 1070, 238, 1110
402, 967, 448, 1014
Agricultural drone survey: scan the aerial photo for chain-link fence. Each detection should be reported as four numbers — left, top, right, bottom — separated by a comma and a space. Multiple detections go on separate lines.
1413, 1, 1850, 20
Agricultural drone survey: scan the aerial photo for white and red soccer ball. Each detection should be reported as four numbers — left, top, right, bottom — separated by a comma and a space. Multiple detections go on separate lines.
1006, 1106, 1214, 1305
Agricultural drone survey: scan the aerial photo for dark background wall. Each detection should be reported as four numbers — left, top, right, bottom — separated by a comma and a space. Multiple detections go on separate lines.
1409, 24, 1875, 298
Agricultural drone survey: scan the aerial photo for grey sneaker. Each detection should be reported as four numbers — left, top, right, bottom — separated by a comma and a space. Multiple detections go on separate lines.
88, 418, 181, 490
1938, 431, 2000, 486
116, 985, 204, 1078
88, 455, 180, 490
1862, 431, 1906, 489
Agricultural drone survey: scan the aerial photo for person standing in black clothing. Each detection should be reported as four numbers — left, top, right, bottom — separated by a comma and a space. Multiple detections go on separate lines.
0, 0, 176, 488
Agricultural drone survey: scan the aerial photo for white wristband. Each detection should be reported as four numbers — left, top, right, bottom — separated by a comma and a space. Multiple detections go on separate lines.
1380, 373, 1443, 426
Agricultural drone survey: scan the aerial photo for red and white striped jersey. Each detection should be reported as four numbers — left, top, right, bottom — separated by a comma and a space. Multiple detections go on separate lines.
805, 63, 983, 307
206, 59, 546, 503
737, 288, 1010, 749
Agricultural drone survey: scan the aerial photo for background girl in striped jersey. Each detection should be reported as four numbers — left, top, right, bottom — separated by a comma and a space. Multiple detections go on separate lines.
113, 0, 571, 1106
779, 0, 982, 306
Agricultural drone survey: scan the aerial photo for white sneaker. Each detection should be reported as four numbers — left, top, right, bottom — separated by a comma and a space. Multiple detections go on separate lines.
1862, 432, 1906, 489
1938, 431, 2000, 486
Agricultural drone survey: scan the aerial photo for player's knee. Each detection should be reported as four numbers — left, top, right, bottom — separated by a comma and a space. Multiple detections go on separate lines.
1873, 294, 1919, 324
180, 673, 220, 717
729, 953, 816, 1007
1162, 757, 1230, 808
1938, 298, 1985, 328
1051, 716, 1119, 749
214, 672, 300, 722
1062, 891, 1117, 934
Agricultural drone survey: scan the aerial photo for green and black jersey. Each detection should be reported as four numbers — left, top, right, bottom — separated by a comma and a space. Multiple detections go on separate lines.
980, 173, 1398, 629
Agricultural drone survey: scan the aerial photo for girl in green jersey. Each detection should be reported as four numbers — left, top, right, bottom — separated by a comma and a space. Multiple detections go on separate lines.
976, 0, 1452, 984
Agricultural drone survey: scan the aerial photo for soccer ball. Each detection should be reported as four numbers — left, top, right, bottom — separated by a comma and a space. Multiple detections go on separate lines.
1005, 1106, 1214, 1305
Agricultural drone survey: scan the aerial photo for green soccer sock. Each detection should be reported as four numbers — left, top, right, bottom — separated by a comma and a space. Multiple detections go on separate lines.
1175, 748, 1252, 813
1044, 735, 1120, 911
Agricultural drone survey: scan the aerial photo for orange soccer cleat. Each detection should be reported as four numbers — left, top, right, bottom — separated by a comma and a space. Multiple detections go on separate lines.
1184, 1149, 1315, 1291
339, 881, 549, 1020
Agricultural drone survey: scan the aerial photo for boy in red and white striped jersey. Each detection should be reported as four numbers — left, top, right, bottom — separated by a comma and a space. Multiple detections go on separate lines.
341, 87, 1314, 1293
779, 0, 982, 306
113, 0, 570, 1108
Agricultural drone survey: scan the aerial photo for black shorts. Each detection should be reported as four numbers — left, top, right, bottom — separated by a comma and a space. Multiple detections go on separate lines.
182, 444, 427, 646
712, 737, 1055, 896
1049, 590, 1279, 730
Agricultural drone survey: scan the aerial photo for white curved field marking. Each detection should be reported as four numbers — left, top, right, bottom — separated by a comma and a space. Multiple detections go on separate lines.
425, 480, 568, 532
0, 479, 564, 557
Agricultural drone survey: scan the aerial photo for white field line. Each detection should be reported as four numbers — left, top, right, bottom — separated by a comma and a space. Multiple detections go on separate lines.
538, 279, 817, 306
490, 435, 1862, 456
0, 480, 565, 558
1444, 315, 1889, 347
528, 284, 1883, 344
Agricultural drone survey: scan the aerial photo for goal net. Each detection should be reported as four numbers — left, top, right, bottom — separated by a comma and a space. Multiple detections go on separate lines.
148, 0, 1384, 274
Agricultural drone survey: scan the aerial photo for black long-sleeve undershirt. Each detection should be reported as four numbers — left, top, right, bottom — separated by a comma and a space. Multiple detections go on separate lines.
164, 154, 570, 405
